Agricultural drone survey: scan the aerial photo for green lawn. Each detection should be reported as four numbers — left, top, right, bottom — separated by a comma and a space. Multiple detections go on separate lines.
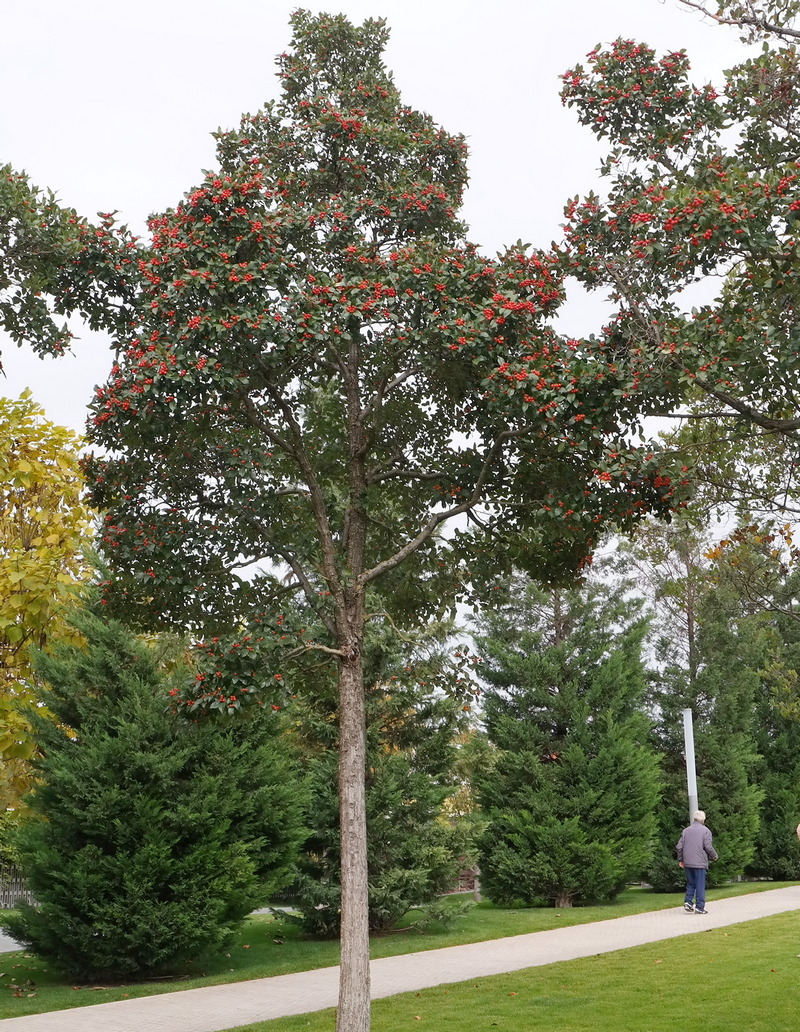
0, 882, 795, 1021
225, 909, 800, 1032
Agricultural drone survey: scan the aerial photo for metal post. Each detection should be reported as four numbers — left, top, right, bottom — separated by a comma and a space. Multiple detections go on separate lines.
682, 707, 698, 822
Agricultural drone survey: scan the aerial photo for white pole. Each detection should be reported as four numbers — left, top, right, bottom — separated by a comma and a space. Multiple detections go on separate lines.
682, 707, 699, 822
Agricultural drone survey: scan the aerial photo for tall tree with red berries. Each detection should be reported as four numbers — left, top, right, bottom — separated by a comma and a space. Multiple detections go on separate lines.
0, 163, 135, 370
86, 13, 683, 1030
559, 24, 800, 519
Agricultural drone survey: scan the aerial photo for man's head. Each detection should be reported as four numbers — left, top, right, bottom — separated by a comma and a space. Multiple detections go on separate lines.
693, 810, 706, 823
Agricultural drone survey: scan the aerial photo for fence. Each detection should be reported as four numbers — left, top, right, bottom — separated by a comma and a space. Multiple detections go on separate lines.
0, 866, 35, 908
0, 866, 477, 910
442, 867, 478, 895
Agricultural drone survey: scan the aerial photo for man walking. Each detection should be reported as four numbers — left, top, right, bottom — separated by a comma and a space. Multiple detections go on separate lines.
676, 810, 718, 915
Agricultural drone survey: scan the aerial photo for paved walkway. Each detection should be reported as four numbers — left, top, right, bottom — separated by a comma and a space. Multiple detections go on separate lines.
2, 885, 799, 1032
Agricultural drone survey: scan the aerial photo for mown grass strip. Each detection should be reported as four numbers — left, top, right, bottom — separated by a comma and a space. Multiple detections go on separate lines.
226, 909, 800, 1032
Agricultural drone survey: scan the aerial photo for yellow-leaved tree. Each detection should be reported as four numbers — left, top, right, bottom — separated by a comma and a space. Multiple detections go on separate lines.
0, 391, 92, 816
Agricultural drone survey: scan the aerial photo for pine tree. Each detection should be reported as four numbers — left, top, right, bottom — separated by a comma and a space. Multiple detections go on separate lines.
632, 527, 765, 890
690, 591, 764, 884
475, 572, 660, 907
749, 711, 800, 879
749, 572, 800, 879
4, 609, 304, 980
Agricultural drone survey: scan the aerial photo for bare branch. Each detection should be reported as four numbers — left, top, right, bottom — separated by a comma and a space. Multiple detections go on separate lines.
677, 0, 800, 40
360, 428, 524, 587
363, 610, 427, 645
238, 387, 344, 604
301, 639, 346, 658
359, 365, 419, 423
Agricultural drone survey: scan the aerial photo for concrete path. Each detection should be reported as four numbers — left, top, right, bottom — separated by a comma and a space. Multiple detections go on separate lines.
0, 932, 21, 953
1, 885, 799, 1032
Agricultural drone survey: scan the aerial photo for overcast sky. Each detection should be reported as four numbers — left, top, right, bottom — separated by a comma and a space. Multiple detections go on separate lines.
1, 0, 749, 434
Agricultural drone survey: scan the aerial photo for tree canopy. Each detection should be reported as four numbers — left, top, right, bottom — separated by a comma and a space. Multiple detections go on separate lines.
0, 164, 135, 369
80, 13, 688, 1029
0, 392, 93, 812
474, 571, 660, 907
559, 27, 800, 518
4, 608, 304, 980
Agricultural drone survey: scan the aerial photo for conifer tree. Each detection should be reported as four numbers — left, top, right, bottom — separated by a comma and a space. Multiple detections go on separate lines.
474, 572, 660, 907
749, 571, 800, 879
749, 711, 800, 879
632, 526, 765, 890
4, 609, 304, 980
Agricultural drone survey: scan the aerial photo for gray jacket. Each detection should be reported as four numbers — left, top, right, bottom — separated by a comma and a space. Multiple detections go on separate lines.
676, 820, 718, 869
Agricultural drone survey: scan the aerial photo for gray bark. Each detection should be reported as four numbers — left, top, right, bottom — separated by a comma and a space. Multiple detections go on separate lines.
336, 639, 370, 1032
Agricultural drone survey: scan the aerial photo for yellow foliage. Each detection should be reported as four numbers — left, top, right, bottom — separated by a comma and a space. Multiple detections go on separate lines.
0, 392, 93, 809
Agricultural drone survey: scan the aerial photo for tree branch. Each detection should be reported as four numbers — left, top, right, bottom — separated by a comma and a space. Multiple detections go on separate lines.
360, 428, 523, 587
677, 0, 800, 40
607, 262, 800, 434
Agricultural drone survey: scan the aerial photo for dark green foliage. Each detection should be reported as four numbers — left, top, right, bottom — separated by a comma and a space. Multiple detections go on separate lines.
748, 584, 800, 879
3, 610, 304, 980
748, 719, 800, 879
646, 579, 764, 890
475, 573, 661, 907
559, 32, 800, 522
0, 164, 135, 364
287, 623, 470, 935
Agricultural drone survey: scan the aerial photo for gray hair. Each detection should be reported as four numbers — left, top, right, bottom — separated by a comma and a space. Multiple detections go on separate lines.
693, 810, 706, 822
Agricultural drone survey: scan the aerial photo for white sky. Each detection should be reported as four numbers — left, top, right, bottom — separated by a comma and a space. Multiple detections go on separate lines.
1, 0, 749, 434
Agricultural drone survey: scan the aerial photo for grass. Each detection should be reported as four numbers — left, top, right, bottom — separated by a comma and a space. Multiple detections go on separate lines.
0, 881, 795, 1021
226, 909, 800, 1032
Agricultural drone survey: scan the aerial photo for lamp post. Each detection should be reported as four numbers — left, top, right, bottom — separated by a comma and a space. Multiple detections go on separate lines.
682, 708, 698, 823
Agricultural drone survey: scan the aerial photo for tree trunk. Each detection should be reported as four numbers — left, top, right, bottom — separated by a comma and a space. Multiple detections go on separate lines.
337, 650, 371, 1032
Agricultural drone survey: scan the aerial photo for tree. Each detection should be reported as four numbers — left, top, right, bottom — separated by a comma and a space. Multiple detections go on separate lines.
287, 619, 471, 936
685, 587, 764, 883
750, 708, 800, 879
0, 164, 135, 368
85, 14, 684, 1029
558, 30, 800, 521
747, 567, 800, 877
0, 392, 93, 812
622, 523, 764, 889
677, 0, 800, 42
474, 572, 661, 907
4, 607, 304, 980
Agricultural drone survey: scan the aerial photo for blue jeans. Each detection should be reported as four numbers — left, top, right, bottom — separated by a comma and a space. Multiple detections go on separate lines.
684, 867, 707, 909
